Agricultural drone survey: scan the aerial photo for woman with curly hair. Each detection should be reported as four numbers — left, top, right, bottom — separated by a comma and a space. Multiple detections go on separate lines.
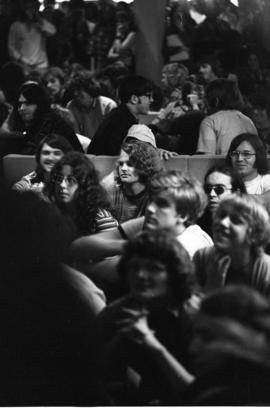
46, 151, 118, 237
107, 140, 162, 223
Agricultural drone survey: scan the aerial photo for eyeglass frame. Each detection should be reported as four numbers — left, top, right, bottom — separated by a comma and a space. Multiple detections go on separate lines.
54, 174, 78, 186
229, 150, 256, 159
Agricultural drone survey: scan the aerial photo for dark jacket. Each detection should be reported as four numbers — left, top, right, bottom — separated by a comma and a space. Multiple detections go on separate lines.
21, 110, 83, 154
88, 104, 137, 156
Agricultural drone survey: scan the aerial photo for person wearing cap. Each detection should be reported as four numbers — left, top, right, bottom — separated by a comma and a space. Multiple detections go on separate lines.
107, 139, 162, 223
102, 123, 176, 191
101, 123, 157, 190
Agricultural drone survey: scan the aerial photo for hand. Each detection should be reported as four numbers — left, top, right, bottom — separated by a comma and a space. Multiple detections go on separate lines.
114, 306, 148, 332
187, 94, 199, 109
119, 314, 161, 350
158, 148, 178, 161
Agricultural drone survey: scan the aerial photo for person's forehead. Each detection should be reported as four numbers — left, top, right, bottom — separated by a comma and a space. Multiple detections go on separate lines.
206, 171, 232, 186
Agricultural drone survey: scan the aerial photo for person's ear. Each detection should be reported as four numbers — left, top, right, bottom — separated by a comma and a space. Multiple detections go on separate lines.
176, 214, 188, 226
130, 94, 139, 104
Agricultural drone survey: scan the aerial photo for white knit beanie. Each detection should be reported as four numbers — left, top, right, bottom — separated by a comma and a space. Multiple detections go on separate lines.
124, 124, 157, 148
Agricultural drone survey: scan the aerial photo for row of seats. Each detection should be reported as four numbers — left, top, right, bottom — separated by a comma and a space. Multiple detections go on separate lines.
3, 154, 229, 186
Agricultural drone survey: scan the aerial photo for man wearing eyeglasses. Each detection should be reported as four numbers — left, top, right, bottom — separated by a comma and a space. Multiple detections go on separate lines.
88, 75, 154, 155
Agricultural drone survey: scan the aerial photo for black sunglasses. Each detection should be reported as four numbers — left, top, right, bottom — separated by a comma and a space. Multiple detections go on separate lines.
204, 185, 232, 195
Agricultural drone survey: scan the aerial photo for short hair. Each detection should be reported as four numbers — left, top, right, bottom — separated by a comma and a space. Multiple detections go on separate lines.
198, 55, 224, 77
42, 66, 66, 85
213, 193, 270, 256
34, 133, 73, 181
69, 70, 100, 98
149, 170, 208, 226
118, 228, 193, 306
47, 151, 111, 235
204, 164, 247, 194
226, 133, 269, 175
205, 78, 244, 113
117, 140, 162, 184
118, 75, 153, 103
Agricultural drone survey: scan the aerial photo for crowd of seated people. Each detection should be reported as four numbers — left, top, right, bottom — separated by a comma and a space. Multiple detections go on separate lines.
2, 0, 270, 406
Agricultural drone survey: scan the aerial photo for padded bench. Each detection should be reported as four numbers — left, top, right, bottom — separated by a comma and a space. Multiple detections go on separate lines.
3, 154, 228, 186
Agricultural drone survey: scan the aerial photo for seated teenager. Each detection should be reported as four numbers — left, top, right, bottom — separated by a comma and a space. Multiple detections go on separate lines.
226, 132, 270, 195
13, 133, 73, 194
71, 170, 213, 262
46, 151, 118, 237
194, 194, 270, 297
106, 139, 162, 223
198, 164, 246, 236
2, 81, 83, 154
93, 228, 194, 405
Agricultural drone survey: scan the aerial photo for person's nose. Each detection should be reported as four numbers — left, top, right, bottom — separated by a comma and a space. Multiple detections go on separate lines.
208, 187, 218, 198
19, 102, 26, 110
136, 267, 149, 280
146, 201, 156, 214
121, 162, 128, 171
220, 216, 231, 228
60, 177, 68, 188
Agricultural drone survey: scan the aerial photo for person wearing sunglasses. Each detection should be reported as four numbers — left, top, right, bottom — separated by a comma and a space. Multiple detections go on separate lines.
226, 133, 270, 195
198, 164, 246, 236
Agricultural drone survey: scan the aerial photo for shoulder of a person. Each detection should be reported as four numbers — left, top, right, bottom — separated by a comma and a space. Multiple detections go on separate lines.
60, 263, 106, 305
98, 95, 117, 106
186, 224, 213, 243
121, 216, 144, 236
193, 244, 215, 260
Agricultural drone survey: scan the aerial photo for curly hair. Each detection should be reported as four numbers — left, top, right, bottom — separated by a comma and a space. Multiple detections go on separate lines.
226, 133, 269, 175
149, 170, 208, 226
118, 228, 193, 307
46, 152, 112, 236
68, 70, 100, 98
213, 193, 270, 256
117, 140, 162, 185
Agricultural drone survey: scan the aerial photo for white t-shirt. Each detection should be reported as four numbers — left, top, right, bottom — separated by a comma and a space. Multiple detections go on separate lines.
121, 218, 213, 259
196, 110, 257, 155
244, 174, 270, 195
177, 224, 213, 258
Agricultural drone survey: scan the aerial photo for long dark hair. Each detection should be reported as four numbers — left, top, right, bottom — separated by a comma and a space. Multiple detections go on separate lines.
205, 78, 244, 114
226, 133, 269, 175
8, 81, 51, 133
47, 152, 113, 236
